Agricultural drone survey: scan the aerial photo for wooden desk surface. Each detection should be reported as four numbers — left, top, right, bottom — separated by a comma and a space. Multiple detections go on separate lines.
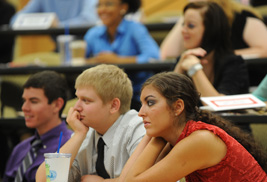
1, 112, 266, 130
0, 22, 175, 36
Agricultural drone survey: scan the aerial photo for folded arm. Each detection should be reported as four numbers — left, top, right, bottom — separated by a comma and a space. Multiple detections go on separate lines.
36, 107, 89, 182
236, 17, 267, 58
124, 130, 227, 182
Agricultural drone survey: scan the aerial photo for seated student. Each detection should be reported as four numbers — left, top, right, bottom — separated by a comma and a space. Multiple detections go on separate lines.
3, 71, 73, 182
253, 74, 267, 104
10, 0, 99, 27
120, 72, 267, 182
160, 0, 267, 59
36, 64, 146, 181
174, 2, 249, 97
84, 0, 160, 110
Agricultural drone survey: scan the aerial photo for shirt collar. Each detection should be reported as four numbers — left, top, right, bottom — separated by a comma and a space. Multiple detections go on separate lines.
39, 121, 67, 147
94, 113, 125, 149
99, 19, 127, 38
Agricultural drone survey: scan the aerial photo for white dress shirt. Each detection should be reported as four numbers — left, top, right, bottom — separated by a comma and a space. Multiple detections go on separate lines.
68, 109, 145, 181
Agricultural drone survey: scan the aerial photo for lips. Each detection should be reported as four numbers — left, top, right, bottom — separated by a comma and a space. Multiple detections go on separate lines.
79, 115, 84, 121
143, 121, 151, 128
183, 35, 190, 41
24, 114, 33, 121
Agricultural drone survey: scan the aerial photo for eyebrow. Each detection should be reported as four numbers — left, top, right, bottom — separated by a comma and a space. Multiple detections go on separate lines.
144, 95, 155, 101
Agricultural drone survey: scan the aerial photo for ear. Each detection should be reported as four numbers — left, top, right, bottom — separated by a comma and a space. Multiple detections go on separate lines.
174, 99, 184, 116
110, 98, 121, 114
120, 3, 128, 15
52, 97, 64, 114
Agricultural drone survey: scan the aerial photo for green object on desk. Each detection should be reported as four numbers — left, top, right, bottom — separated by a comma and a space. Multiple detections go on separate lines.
253, 74, 267, 101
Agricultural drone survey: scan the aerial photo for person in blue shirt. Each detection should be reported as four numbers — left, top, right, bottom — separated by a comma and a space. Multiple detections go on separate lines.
10, 0, 99, 27
84, 0, 160, 110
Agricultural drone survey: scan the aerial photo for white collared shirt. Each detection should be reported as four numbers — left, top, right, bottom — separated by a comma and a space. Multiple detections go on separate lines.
68, 109, 145, 181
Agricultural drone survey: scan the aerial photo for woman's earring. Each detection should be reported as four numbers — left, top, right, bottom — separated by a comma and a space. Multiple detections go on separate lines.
175, 113, 178, 116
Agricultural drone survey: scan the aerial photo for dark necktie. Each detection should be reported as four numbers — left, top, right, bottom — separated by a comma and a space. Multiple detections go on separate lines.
96, 137, 110, 179
14, 138, 42, 182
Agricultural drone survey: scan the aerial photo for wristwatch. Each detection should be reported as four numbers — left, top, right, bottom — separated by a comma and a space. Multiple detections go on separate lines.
187, 63, 203, 77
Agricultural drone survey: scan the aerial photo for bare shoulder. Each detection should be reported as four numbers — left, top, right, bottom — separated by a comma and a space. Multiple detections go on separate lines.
179, 129, 227, 168
188, 129, 226, 147
245, 17, 267, 30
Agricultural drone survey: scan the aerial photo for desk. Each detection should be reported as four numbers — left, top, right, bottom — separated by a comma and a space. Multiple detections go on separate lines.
0, 62, 176, 75
0, 22, 175, 36
1, 113, 267, 130
0, 57, 266, 76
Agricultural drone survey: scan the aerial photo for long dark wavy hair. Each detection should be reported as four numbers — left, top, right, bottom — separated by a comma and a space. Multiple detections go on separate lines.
142, 72, 267, 172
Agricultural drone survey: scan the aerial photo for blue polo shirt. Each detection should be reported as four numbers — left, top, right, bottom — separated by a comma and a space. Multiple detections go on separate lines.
84, 19, 160, 100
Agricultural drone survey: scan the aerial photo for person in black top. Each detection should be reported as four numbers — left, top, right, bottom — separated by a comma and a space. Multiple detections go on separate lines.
160, 0, 267, 59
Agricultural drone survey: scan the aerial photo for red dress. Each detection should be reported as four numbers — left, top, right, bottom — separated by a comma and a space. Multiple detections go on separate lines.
176, 120, 267, 182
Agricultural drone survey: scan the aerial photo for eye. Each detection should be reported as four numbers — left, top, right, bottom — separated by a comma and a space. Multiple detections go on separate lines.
82, 99, 89, 103
147, 100, 155, 106
187, 23, 195, 29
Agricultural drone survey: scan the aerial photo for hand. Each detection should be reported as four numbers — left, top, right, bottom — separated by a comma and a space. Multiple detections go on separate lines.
81, 175, 104, 182
174, 48, 206, 73
94, 52, 120, 63
86, 57, 99, 64
66, 107, 88, 134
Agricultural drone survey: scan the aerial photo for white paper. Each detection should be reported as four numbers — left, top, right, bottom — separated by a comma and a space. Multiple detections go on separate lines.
200, 94, 266, 111
12, 13, 58, 30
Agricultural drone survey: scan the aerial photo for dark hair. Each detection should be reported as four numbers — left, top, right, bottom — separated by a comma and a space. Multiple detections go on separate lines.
142, 72, 267, 172
184, 2, 233, 63
122, 0, 141, 14
23, 71, 69, 117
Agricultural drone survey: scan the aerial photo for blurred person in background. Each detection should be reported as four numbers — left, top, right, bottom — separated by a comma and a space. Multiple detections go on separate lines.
10, 0, 99, 27
84, 0, 160, 111
174, 2, 249, 97
161, 0, 267, 59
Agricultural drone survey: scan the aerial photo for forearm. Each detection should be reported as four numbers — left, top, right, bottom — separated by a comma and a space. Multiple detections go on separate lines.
160, 18, 185, 60
192, 70, 223, 97
36, 132, 86, 182
117, 56, 137, 64
125, 137, 167, 182
60, 132, 87, 166
117, 135, 151, 182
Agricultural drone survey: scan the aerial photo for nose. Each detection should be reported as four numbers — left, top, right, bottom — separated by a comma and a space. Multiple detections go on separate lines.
21, 101, 29, 111
73, 99, 82, 111
181, 24, 187, 35
138, 104, 145, 117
